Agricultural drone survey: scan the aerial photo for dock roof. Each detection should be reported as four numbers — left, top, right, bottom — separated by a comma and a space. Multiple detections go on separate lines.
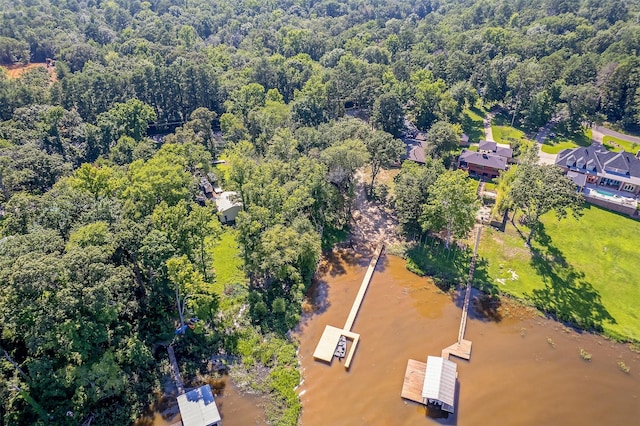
177, 385, 221, 426
422, 356, 457, 411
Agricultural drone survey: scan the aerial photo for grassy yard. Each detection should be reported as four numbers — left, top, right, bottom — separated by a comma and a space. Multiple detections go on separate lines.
209, 228, 248, 298
461, 107, 486, 143
492, 124, 528, 145
603, 135, 640, 153
483, 181, 497, 191
540, 129, 593, 154
477, 205, 640, 342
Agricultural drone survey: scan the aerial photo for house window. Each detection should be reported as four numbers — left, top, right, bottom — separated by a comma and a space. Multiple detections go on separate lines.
622, 184, 635, 192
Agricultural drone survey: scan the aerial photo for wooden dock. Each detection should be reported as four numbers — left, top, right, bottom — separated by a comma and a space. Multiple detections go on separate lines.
442, 225, 482, 361
401, 359, 427, 404
167, 345, 185, 395
313, 244, 384, 369
343, 244, 384, 331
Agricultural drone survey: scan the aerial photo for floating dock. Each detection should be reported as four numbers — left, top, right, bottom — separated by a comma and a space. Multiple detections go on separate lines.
312, 244, 384, 369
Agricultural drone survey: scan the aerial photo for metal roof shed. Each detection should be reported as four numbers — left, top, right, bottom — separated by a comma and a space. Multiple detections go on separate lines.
177, 385, 221, 426
422, 356, 457, 413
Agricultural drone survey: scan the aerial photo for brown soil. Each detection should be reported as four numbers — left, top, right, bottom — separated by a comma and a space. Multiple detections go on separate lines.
349, 169, 401, 251
1, 62, 57, 83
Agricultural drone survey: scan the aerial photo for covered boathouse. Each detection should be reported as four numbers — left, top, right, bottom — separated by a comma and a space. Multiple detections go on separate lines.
401, 356, 458, 414
176, 384, 221, 426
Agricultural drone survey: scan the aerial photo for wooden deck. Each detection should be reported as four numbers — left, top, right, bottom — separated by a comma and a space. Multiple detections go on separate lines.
313, 326, 361, 368
401, 359, 426, 404
312, 245, 384, 369
442, 339, 472, 360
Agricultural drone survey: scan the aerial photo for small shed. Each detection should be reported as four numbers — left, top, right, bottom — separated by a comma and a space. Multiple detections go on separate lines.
177, 385, 221, 426
215, 191, 242, 224
422, 356, 457, 413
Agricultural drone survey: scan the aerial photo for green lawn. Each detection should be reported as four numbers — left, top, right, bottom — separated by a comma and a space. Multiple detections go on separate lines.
492, 125, 527, 144
483, 181, 497, 191
603, 135, 640, 153
477, 205, 640, 342
490, 115, 530, 146
541, 129, 593, 154
209, 228, 248, 298
461, 107, 486, 143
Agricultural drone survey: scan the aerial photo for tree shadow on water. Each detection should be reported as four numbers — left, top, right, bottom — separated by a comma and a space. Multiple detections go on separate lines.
468, 257, 504, 322
528, 225, 615, 332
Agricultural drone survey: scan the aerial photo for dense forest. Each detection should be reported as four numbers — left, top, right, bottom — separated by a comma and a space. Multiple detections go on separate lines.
1, 0, 639, 424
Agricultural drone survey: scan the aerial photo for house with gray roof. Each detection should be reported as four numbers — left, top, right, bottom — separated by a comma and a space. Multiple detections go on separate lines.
478, 140, 514, 161
458, 150, 508, 179
555, 144, 640, 195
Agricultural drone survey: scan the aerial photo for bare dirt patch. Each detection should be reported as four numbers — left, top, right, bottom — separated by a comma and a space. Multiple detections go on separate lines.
1, 62, 57, 83
349, 169, 401, 251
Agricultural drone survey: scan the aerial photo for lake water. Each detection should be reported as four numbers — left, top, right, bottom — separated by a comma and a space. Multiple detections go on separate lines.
296, 251, 640, 425
136, 376, 266, 426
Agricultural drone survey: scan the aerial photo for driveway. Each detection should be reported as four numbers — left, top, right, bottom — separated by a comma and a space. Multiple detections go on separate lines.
533, 119, 559, 165
591, 125, 640, 144
483, 112, 495, 142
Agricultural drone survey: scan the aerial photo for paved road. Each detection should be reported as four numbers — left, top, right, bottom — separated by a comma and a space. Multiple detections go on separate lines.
591, 125, 640, 144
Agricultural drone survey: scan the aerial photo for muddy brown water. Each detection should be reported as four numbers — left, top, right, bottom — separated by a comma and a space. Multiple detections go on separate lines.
296, 251, 640, 425
137, 377, 266, 426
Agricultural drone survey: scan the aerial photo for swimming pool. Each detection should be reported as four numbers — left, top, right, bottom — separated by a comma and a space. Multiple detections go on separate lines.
592, 188, 618, 198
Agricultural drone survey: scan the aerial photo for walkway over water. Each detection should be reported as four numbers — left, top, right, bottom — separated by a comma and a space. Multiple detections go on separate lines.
442, 225, 482, 360
313, 245, 384, 369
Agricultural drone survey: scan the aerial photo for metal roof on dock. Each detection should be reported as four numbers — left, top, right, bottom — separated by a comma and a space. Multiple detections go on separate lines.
422, 356, 457, 411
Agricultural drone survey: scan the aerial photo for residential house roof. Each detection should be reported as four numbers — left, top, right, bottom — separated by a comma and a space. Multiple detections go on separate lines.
177, 385, 221, 426
567, 171, 587, 187
478, 140, 496, 151
459, 150, 508, 170
215, 191, 242, 213
478, 140, 513, 158
404, 138, 426, 164
556, 144, 640, 185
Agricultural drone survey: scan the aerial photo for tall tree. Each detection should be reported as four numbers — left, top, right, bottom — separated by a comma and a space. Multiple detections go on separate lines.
425, 121, 461, 159
372, 92, 405, 137
394, 159, 445, 237
364, 131, 405, 195
420, 170, 479, 248
97, 99, 156, 150
508, 162, 584, 245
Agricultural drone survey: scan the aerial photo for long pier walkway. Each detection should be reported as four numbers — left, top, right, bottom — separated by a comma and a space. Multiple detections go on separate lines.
313, 244, 385, 369
167, 345, 185, 395
442, 225, 482, 360
343, 244, 384, 331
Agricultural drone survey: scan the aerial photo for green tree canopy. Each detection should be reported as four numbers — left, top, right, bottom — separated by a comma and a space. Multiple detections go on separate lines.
420, 170, 479, 248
